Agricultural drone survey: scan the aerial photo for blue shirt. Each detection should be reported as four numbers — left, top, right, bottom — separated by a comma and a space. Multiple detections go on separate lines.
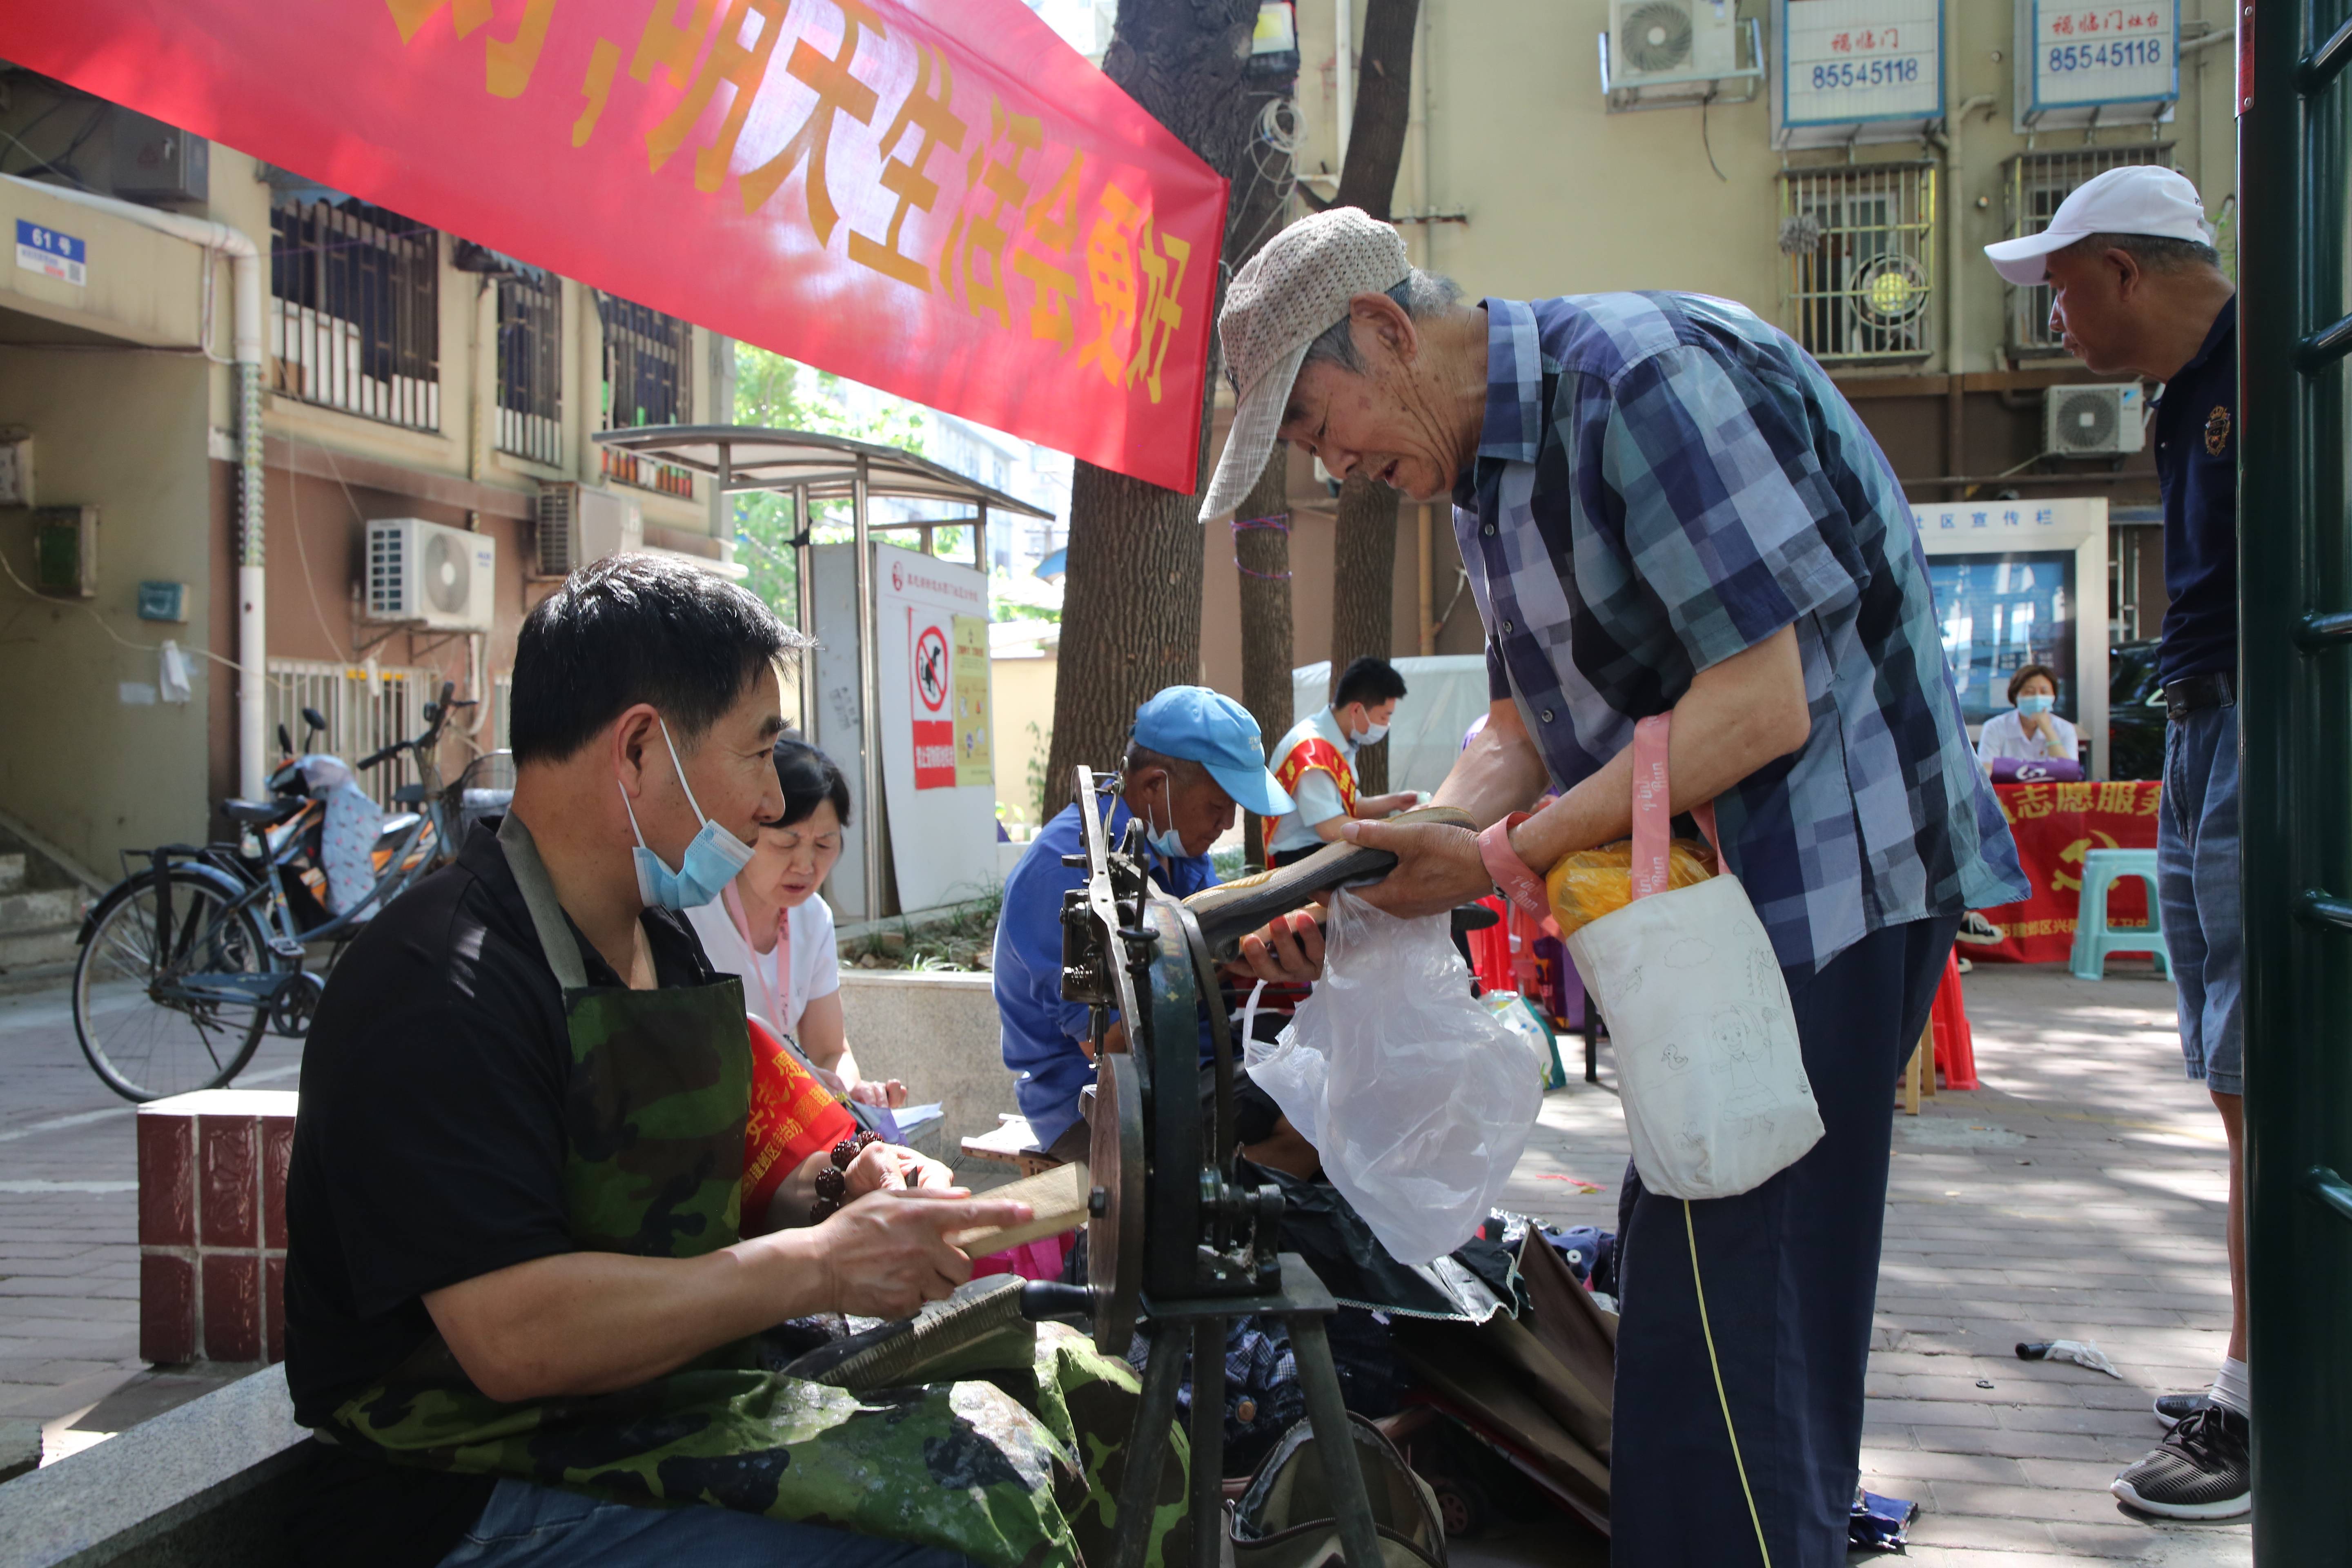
993, 797, 1219, 1147
2152, 296, 2238, 686
1459, 294, 2026, 976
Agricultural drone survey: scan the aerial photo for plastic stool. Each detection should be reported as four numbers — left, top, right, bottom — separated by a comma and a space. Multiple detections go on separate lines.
2069, 848, 2170, 980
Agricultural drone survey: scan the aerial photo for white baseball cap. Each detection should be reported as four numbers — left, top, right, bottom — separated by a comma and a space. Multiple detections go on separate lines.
1982, 165, 2216, 286
1198, 208, 1410, 523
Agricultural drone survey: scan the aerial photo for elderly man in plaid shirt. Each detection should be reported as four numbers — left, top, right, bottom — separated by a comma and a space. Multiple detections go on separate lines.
1203, 209, 2025, 1565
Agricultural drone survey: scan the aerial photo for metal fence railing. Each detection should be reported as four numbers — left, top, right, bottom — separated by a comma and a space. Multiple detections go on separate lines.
1779, 163, 1938, 364
270, 199, 442, 430
496, 272, 563, 466
266, 659, 435, 811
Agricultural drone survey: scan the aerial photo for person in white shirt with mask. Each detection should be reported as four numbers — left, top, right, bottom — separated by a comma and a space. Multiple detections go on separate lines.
687, 738, 904, 1108
1262, 656, 1420, 867
1975, 664, 2080, 772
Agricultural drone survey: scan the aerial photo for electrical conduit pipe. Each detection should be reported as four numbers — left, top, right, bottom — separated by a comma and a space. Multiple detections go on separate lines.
4, 175, 268, 796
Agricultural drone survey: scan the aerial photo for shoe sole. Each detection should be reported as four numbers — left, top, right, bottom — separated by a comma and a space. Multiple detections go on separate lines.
2110, 1479, 2251, 1520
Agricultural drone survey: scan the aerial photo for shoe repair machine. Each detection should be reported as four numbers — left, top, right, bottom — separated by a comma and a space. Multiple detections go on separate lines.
1056, 765, 1474, 1568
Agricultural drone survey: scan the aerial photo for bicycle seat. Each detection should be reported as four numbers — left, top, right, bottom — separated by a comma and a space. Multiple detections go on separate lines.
390, 782, 428, 805
222, 798, 296, 826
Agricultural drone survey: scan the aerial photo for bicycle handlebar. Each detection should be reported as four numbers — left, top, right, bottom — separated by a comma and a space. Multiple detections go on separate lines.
352, 682, 476, 771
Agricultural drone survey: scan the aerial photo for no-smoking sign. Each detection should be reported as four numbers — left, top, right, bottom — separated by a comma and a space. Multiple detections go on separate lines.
913, 624, 949, 713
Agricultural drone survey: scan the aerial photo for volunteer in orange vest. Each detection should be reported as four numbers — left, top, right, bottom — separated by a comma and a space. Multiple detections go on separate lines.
1263, 656, 1422, 867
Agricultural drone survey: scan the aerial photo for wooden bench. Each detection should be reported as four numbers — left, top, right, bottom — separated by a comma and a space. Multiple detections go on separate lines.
958, 1113, 1062, 1176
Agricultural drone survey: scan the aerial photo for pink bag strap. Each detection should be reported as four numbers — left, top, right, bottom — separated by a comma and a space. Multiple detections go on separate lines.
1629, 713, 1720, 902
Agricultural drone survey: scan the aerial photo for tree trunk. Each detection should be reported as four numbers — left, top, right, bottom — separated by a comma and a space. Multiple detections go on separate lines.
1327, 476, 1401, 793
1042, 0, 1262, 821
1321, 0, 1422, 799
1232, 444, 1294, 868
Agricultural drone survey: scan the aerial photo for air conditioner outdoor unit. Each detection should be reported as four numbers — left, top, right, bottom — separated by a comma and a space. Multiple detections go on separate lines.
365, 518, 497, 633
2044, 383, 2146, 459
533, 482, 642, 580
1608, 0, 1739, 84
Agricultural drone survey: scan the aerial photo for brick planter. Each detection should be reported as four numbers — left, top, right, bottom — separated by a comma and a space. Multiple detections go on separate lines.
136, 1089, 298, 1365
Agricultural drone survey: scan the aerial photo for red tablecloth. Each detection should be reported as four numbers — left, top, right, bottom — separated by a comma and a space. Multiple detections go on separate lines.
1975, 780, 2163, 963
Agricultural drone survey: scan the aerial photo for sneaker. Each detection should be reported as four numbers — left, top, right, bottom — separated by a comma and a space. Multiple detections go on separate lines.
2111, 1405, 2250, 1519
1956, 911, 2003, 945
2154, 1391, 2214, 1430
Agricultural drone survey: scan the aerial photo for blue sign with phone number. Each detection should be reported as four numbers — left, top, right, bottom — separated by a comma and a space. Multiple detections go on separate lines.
2047, 38, 2165, 72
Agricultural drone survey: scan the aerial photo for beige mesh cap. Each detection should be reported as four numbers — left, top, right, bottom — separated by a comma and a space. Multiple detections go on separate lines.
1198, 208, 1410, 523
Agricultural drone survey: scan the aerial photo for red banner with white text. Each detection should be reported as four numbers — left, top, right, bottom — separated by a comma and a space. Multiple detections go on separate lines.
4, 0, 1226, 491
1974, 780, 2163, 964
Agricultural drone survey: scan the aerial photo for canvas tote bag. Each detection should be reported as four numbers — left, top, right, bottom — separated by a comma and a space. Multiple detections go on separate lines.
1564, 713, 1822, 1199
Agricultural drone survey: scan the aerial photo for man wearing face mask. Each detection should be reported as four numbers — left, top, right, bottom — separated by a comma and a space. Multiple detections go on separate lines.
995, 686, 1294, 1158
284, 555, 1033, 1568
1263, 656, 1420, 868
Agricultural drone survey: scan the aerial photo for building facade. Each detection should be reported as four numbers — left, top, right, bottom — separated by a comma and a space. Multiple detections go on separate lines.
0, 72, 733, 881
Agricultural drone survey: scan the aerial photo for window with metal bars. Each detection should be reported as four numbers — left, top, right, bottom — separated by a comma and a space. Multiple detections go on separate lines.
1778, 163, 1938, 364
2003, 145, 2176, 354
597, 294, 695, 498
269, 198, 441, 430
495, 271, 563, 466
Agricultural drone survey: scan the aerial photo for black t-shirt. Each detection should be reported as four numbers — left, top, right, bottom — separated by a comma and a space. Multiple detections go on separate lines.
2154, 296, 2238, 686
283, 820, 715, 1568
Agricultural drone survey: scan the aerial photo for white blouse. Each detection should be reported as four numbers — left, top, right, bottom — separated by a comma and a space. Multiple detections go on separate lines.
1976, 708, 2080, 766
684, 887, 842, 1037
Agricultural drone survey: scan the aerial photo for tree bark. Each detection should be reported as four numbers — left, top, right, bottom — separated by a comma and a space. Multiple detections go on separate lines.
1323, 0, 1422, 797
1041, 0, 1262, 821
1232, 444, 1294, 868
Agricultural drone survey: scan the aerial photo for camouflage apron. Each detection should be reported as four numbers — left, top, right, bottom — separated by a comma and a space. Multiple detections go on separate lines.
323, 813, 1186, 1567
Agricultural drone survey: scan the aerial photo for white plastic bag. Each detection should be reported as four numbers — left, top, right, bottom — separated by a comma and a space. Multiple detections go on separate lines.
1245, 889, 1542, 1265
1564, 713, 1822, 1200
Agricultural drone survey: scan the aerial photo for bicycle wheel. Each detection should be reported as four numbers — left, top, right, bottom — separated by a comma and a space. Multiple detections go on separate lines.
74, 871, 276, 1101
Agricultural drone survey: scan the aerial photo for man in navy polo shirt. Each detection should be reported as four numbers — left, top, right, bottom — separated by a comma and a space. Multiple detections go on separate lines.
1988, 165, 2247, 1519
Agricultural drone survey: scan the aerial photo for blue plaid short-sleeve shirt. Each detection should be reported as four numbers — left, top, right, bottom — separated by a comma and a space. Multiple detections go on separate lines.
1458, 293, 2025, 975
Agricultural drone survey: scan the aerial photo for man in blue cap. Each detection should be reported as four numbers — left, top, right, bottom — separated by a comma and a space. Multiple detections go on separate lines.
995, 686, 1296, 1161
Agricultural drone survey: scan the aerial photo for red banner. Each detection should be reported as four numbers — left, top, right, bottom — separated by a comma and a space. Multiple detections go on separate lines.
6, 0, 1226, 492
1975, 780, 2163, 964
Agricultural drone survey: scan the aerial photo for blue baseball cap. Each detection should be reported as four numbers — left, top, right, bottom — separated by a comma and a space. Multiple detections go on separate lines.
1132, 686, 1293, 817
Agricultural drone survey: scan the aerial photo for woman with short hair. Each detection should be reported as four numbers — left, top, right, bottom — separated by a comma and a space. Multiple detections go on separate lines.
1976, 664, 2080, 770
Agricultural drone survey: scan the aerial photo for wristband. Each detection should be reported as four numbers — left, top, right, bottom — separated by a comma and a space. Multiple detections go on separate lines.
1478, 812, 1547, 919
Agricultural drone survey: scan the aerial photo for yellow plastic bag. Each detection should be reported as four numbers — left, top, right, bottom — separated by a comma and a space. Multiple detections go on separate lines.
1544, 837, 1715, 940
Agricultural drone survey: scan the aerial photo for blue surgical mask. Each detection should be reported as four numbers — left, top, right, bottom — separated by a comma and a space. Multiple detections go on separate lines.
2018, 694, 2056, 716
1143, 777, 1188, 862
618, 717, 754, 911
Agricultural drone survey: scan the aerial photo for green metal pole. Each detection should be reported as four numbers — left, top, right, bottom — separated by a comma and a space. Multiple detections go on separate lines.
2238, 0, 2352, 1556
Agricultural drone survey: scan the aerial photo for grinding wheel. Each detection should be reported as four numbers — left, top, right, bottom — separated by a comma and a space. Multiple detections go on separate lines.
1084, 1048, 1146, 1354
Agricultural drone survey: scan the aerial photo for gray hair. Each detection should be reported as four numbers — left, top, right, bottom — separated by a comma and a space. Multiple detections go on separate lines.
2054, 231, 2223, 275
1298, 267, 1465, 375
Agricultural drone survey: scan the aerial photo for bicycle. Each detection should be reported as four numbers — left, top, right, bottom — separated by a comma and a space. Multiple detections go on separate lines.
70, 681, 510, 1101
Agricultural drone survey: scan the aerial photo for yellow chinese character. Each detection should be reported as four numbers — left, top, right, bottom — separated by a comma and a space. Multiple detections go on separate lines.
2009, 783, 2055, 821
1077, 184, 1145, 390
2138, 784, 2164, 815
739, 0, 889, 243
847, 42, 967, 291
2054, 782, 2095, 813
934, 99, 1040, 327
386, 0, 557, 100
2096, 781, 2138, 813
1127, 222, 1192, 403
1009, 145, 1085, 351
630, 0, 716, 87
645, 0, 791, 189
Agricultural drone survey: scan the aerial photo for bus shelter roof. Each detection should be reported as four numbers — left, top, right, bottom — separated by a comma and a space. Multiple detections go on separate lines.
592, 425, 1054, 519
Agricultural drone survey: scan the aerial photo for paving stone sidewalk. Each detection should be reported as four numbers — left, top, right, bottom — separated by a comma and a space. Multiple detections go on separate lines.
0, 983, 301, 1453
1503, 959, 2249, 1565
0, 962, 2253, 1563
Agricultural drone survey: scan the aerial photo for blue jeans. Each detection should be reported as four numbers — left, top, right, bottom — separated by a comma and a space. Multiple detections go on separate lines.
2158, 704, 2243, 1096
437, 1479, 980, 1568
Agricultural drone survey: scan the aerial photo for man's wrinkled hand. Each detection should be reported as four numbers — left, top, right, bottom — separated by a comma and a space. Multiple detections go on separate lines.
1338, 818, 1492, 918
1233, 907, 1326, 984
811, 1189, 1032, 1321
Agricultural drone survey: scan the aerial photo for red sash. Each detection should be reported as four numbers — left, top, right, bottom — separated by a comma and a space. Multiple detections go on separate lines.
1268, 735, 1359, 841
743, 1015, 857, 1222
